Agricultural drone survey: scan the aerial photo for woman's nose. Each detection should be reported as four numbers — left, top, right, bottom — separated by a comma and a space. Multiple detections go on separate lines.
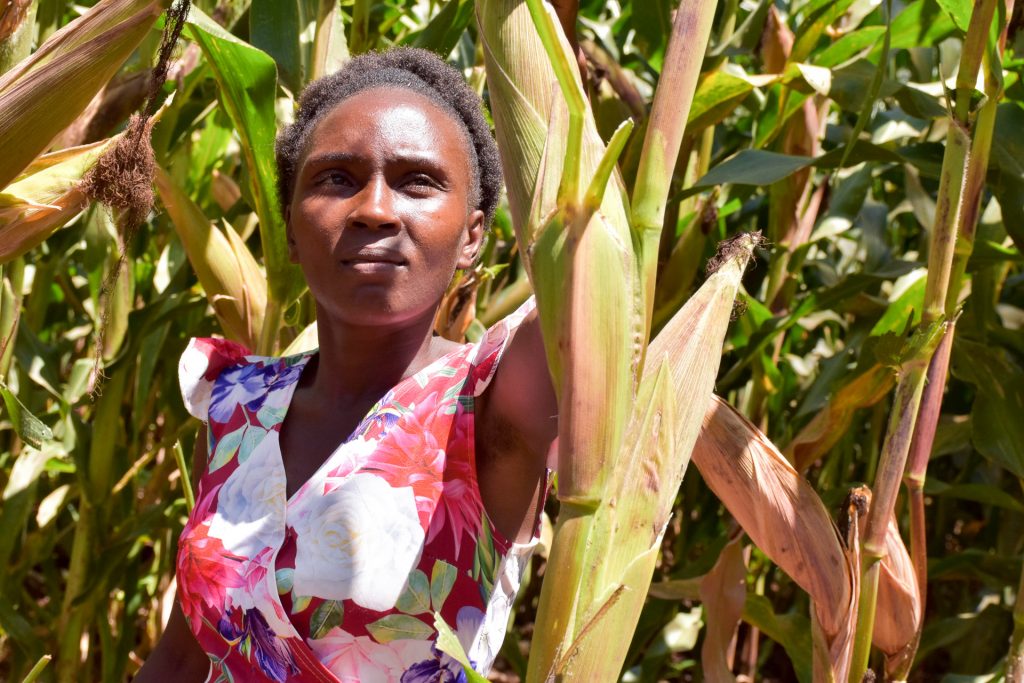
347, 176, 399, 231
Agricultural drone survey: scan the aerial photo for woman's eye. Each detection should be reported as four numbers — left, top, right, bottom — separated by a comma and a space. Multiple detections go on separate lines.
318, 171, 353, 187
405, 173, 440, 190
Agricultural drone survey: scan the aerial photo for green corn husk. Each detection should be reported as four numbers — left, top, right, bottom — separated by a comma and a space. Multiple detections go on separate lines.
478, 0, 735, 678
0, 0, 170, 189
154, 165, 267, 349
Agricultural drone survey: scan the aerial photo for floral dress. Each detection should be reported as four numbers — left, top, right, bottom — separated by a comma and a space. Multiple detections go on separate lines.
176, 301, 541, 682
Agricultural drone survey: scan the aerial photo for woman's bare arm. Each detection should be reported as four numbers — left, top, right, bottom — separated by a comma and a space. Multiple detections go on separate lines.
475, 308, 558, 542
133, 430, 210, 681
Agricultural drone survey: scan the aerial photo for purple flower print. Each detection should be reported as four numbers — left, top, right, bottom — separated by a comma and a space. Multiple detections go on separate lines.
400, 645, 470, 683
217, 608, 298, 682
209, 360, 304, 423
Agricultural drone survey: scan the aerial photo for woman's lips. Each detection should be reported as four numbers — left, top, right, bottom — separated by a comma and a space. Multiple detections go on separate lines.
340, 248, 407, 273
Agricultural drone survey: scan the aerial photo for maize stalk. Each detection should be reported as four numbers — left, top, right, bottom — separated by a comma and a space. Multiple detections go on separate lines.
848, 0, 1001, 676
896, 0, 1014, 675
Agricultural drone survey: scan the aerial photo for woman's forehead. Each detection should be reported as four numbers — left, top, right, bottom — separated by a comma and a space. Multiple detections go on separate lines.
305, 87, 469, 162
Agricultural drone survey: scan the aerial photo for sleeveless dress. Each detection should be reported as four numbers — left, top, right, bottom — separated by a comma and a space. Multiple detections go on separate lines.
175, 301, 541, 682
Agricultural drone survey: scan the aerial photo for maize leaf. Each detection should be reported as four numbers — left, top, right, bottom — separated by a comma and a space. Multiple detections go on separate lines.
786, 362, 895, 472
700, 534, 747, 683
0, 140, 113, 264
692, 395, 855, 679
186, 6, 302, 352
154, 165, 266, 349
0, 0, 167, 188
310, 0, 349, 82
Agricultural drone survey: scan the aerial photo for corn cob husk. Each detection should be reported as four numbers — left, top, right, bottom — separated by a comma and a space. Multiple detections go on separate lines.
154, 165, 266, 349
545, 239, 755, 680
0, 0, 169, 189
0, 140, 113, 264
873, 515, 921, 666
479, 8, 643, 673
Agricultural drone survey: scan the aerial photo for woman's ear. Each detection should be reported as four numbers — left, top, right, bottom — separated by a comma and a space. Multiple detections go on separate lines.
457, 209, 486, 270
285, 205, 300, 264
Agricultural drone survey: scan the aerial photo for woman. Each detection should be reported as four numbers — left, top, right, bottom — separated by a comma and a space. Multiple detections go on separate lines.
138, 48, 557, 681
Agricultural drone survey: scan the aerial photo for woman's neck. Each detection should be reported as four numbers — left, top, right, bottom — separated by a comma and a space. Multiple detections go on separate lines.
306, 304, 452, 406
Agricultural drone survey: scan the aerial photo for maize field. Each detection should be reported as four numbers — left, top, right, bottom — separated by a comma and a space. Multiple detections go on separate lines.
1, 0, 1023, 680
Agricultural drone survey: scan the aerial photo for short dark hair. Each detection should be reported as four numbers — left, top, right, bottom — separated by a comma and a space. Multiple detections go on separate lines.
275, 47, 503, 229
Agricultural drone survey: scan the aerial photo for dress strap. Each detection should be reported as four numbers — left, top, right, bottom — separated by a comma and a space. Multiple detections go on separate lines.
466, 296, 536, 398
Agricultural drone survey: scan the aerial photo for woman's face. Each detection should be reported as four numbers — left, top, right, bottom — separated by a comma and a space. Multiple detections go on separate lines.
287, 86, 484, 328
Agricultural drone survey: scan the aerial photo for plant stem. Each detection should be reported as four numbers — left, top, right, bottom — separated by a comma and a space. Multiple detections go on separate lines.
848, 0, 999, 677
630, 0, 718, 338
849, 361, 930, 682
173, 439, 195, 512
257, 294, 283, 355
1008, 543, 1024, 683
22, 654, 52, 683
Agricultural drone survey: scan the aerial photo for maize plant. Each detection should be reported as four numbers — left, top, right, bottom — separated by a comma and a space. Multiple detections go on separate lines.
2, 0, 1024, 681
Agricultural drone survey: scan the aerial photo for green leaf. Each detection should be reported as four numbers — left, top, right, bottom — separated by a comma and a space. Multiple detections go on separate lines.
935, 0, 972, 31
790, 0, 858, 64
950, 339, 1024, 478
309, 600, 345, 639
209, 427, 245, 472
630, 0, 673, 67
405, 0, 474, 56
693, 150, 815, 190
0, 446, 49, 571
924, 480, 1024, 513
869, 270, 926, 337
396, 569, 432, 615
742, 594, 812, 683
687, 70, 760, 133
186, 6, 302, 317
0, 381, 52, 448
434, 613, 489, 683
365, 613, 435, 643
250, 0, 304, 94
429, 560, 458, 612
813, 26, 886, 68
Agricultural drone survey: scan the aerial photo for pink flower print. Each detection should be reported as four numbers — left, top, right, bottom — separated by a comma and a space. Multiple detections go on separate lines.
191, 337, 251, 381
426, 411, 484, 558
177, 519, 247, 633
364, 393, 448, 526
309, 628, 431, 682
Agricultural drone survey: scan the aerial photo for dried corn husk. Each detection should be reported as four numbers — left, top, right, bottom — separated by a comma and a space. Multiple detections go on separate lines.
873, 516, 921, 663
693, 395, 856, 680
0, 0, 169, 188
0, 140, 114, 264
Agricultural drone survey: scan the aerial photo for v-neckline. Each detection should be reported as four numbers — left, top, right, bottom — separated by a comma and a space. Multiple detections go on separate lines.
273, 342, 473, 506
